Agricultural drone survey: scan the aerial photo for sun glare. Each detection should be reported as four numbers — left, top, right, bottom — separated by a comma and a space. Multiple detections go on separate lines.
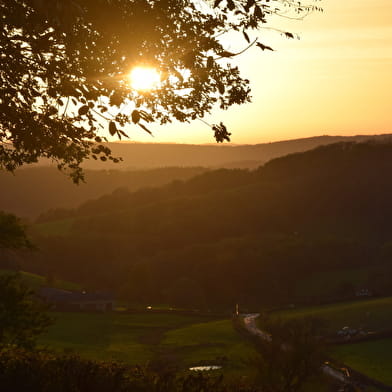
129, 67, 160, 91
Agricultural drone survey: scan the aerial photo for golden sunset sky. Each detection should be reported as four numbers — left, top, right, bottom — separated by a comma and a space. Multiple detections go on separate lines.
128, 0, 392, 144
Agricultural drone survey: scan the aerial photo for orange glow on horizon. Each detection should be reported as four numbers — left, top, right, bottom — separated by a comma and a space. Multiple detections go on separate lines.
118, 0, 391, 145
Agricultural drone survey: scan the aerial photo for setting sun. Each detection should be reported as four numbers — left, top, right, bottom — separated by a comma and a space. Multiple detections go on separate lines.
129, 67, 160, 91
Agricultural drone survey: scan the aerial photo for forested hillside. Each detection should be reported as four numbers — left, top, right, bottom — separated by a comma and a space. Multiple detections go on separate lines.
2, 134, 390, 219
0, 167, 208, 219
23, 142, 392, 309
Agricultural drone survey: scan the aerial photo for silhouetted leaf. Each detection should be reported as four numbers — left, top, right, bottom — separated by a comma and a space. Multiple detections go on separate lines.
217, 82, 225, 95
110, 92, 123, 107
78, 105, 89, 116
256, 42, 274, 51
119, 129, 128, 138
254, 5, 264, 19
138, 123, 153, 136
139, 110, 153, 123
132, 110, 141, 124
227, 0, 235, 11
109, 121, 117, 136
47, 106, 57, 116
243, 30, 250, 43
212, 122, 231, 143
244, 0, 255, 11
173, 69, 184, 82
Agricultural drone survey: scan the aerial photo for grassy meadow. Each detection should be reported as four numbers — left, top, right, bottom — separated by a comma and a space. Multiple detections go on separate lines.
266, 296, 392, 334
162, 319, 257, 378
329, 339, 392, 386
265, 298, 392, 386
39, 312, 257, 377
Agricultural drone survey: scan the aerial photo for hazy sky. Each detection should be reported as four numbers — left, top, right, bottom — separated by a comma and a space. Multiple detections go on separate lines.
125, 0, 392, 144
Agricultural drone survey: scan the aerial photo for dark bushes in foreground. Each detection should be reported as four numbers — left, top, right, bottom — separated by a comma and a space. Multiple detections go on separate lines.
0, 348, 258, 392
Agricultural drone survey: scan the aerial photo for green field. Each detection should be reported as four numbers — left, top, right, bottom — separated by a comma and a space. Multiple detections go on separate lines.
0, 269, 81, 291
265, 298, 392, 387
162, 319, 257, 377
39, 312, 257, 376
330, 339, 392, 386
267, 297, 392, 334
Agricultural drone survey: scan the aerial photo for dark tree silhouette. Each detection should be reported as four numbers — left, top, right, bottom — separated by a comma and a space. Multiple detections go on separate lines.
1, 0, 321, 181
0, 274, 51, 348
0, 211, 32, 249
251, 317, 325, 392
0, 211, 50, 348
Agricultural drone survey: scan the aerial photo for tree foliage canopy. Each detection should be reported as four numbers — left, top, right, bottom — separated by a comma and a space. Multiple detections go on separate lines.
0, 274, 51, 348
250, 317, 325, 392
1, 0, 321, 181
0, 213, 49, 349
0, 211, 32, 249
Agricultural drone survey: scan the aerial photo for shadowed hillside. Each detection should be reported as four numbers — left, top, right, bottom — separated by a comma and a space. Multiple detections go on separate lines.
2, 134, 391, 219
19, 141, 392, 309
0, 167, 208, 219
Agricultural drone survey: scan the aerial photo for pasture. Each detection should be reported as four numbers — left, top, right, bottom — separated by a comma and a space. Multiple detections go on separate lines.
162, 319, 257, 378
266, 296, 392, 334
266, 298, 392, 386
39, 312, 257, 376
330, 339, 392, 386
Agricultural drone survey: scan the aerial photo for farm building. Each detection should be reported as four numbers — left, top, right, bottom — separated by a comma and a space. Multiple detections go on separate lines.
38, 287, 114, 311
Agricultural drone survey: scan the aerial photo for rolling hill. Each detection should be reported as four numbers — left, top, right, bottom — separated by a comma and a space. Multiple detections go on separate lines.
77, 134, 392, 170
2, 134, 391, 219
19, 141, 392, 309
0, 166, 208, 219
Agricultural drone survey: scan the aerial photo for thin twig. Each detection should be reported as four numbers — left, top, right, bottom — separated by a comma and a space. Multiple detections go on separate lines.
215, 38, 258, 59
91, 108, 113, 121
62, 97, 70, 119
197, 117, 212, 127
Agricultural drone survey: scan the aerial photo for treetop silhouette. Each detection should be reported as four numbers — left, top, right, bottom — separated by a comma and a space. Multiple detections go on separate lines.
1, 0, 321, 181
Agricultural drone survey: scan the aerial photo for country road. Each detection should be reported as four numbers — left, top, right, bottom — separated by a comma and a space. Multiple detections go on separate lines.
242, 313, 271, 342
241, 313, 350, 385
